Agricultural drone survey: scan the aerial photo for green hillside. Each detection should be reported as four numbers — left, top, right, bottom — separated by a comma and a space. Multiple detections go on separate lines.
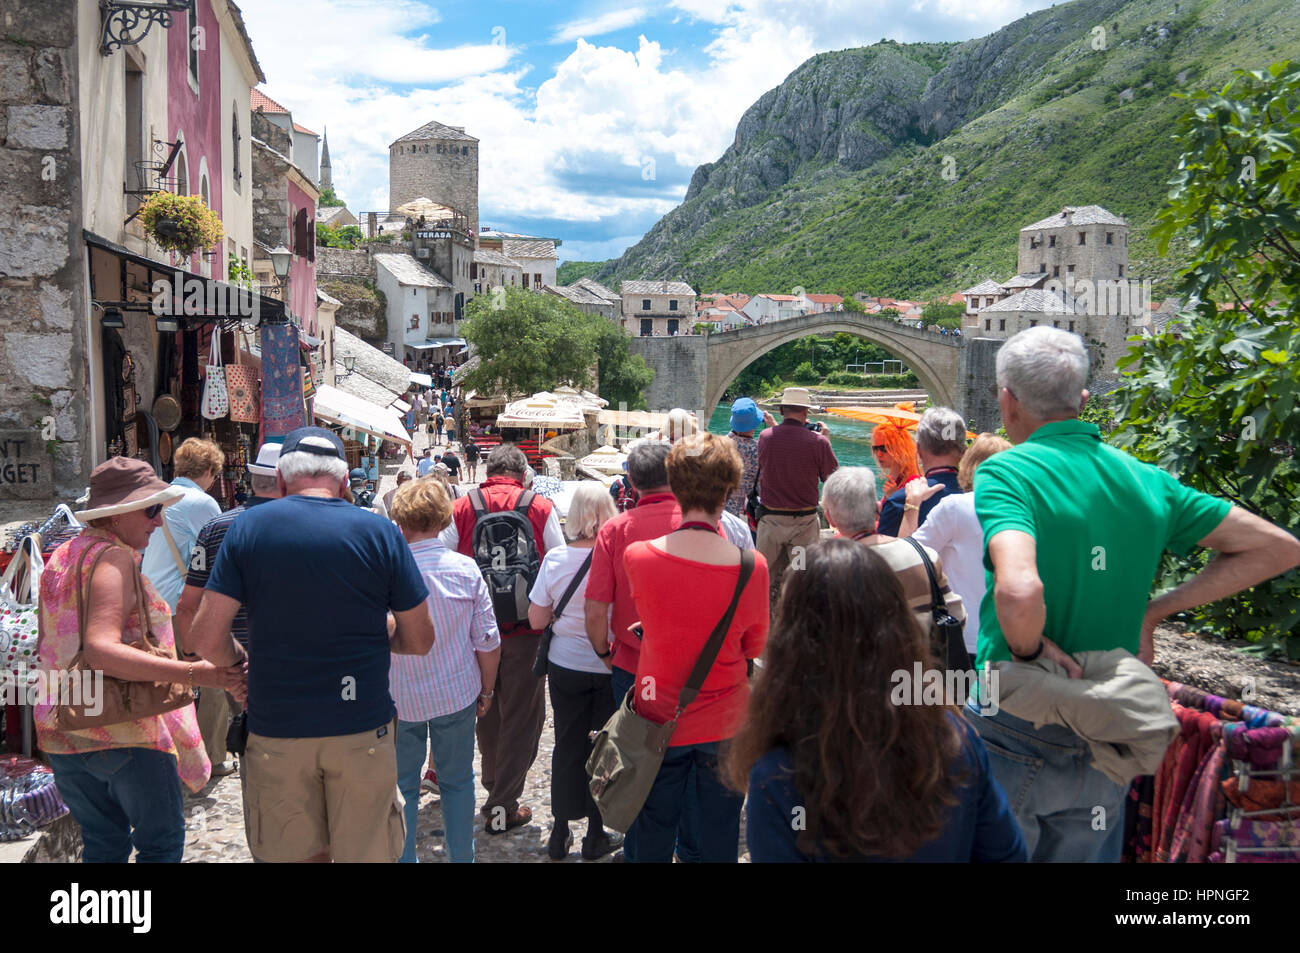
589, 0, 1300, 300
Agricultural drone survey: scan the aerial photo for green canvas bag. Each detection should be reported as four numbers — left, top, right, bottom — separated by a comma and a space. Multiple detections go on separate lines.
586, 549, 754, 832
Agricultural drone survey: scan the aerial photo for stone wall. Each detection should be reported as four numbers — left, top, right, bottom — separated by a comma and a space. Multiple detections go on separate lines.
250, 138, 289, 250
388, 137, 479, 234
629, 335, 710, 419
316, 245, 374, 281
958, 337, 1002, 432
0, 0, 89, 501
320, 279, 387, 344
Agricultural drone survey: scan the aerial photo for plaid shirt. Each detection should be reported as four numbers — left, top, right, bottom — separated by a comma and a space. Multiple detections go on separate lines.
389, 538, 500, 722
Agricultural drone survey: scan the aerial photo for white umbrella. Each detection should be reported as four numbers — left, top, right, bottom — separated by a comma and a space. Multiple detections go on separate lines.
579, 445, 628, 473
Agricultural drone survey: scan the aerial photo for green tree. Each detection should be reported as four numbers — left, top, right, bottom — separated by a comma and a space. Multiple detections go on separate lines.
460, 288, 652, 407
841, 294, 865, 313
318, 186, 346, 208
317, 222, 362, 249
922, 300, 965, 329
1111, 61, 1300, 656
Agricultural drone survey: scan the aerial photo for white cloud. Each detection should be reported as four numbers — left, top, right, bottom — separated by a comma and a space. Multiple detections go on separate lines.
552, 7, 650, 44
238, 0, 1059, 261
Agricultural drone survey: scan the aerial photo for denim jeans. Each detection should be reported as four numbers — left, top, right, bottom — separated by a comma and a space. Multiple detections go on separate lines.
963, 703, 1127, 863
47, 747, 186, 863
610, 666, 701, 862
396, 701, 478, 863
626, 741, 742, 863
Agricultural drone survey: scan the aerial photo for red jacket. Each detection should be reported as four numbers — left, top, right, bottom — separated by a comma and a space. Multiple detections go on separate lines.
450, 475, 554, 637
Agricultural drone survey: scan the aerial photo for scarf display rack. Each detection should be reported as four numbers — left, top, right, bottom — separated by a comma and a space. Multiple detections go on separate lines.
1124, 680, 1298, 863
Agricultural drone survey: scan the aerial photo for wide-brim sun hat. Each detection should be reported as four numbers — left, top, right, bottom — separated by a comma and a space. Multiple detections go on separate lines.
247, 441, 283, 478
74, 457, 185, 522
730, 397, 762, 432
777, 386, 815, 409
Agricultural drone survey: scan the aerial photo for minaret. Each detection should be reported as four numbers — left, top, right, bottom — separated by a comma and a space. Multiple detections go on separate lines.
320, 126, 333, 191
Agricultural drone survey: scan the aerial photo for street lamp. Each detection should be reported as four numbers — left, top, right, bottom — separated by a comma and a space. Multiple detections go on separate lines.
270, 245, 292, 286
337, 354, 357, 379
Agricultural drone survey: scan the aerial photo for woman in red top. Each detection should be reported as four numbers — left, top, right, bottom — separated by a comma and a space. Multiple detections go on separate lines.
623, 433, 769, 863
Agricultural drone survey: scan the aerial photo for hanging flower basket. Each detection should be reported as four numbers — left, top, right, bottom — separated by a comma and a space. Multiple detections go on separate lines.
139, 191, 224, 258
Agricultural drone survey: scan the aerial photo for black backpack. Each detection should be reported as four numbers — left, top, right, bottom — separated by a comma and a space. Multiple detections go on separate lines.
469, 488, 542, 627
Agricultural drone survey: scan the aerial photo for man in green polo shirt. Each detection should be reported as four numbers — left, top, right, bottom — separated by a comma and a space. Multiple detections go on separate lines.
967, 326, 1300, 863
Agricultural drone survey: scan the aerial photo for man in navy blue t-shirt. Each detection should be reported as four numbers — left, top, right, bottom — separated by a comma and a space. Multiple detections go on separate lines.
190, 427, 434, 863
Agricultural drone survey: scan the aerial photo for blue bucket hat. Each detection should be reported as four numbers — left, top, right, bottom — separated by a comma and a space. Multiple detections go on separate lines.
729, 397, 762, 433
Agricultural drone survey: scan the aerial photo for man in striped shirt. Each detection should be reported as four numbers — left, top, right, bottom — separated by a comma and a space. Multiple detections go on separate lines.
390, 478, 501, 863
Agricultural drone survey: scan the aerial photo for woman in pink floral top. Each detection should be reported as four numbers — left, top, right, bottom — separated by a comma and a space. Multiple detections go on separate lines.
36, 458, 245, 863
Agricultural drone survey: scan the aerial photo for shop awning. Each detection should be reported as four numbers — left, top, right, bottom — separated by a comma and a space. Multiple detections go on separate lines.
410, 372, 433, 387
84, 230, 287, 325
407, 338, 465, 351
313, 383, 412, 446
391, 398, 412, 413
497, 393, 586, 430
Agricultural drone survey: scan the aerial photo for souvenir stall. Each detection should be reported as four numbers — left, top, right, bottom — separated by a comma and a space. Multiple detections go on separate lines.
86, 232, 291, 497
312, 384, 413, 475
1124, 681, 1299, 863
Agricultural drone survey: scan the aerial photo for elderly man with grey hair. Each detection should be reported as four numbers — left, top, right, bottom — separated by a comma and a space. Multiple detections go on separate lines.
966, 326, 1300, 862
189, 427, 435, 862
877, 405, 967, 537
821, 466, 966, 648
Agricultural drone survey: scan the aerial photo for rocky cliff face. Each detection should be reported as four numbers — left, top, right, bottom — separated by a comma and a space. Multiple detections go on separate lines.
599, 0, 1134, 285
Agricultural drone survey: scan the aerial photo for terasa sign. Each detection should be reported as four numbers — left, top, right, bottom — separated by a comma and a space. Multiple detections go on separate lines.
151, 271, 260, 320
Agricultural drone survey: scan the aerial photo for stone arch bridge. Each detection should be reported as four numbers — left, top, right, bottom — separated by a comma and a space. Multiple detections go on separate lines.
627, 312, 1003, 431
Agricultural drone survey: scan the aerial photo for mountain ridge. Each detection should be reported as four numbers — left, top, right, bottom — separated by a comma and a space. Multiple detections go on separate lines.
572, 0, 1299, 300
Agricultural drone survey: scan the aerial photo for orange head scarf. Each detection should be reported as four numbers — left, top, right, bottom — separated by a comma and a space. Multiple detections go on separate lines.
872, 403, 920, 498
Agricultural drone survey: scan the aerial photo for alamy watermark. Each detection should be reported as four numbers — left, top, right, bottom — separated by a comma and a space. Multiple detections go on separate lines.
890, 661, 1000, 713
1, 666, 103, 716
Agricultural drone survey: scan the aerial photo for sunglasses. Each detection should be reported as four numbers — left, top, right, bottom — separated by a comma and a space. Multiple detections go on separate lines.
144, 504, 164, 519
871, 445, 887, 453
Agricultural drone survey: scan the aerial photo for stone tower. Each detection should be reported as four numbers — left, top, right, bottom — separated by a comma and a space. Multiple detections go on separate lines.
1017, 205, 1131, 310
320, 127, 332, 192
389, 120, 479, 236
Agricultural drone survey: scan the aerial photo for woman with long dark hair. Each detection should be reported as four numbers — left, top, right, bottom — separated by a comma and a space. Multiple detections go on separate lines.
728, 539, 1025, 862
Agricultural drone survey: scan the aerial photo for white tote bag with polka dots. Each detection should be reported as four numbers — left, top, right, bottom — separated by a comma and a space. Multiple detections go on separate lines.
1, 535, 43, 685
201, 326, 229, 420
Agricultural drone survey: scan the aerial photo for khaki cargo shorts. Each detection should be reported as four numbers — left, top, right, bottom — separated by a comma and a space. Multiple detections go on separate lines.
242, 722, 405, 863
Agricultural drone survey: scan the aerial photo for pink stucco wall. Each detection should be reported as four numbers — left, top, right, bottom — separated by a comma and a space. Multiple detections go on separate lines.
287, 177, 318, 335
167, 0, 223, 277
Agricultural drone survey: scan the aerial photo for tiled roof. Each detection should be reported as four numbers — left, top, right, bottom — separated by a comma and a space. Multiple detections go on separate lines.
1001, 273, 1048, 290
620, 280, 696, 296
315, 206, 351, 225
502, 239, 557, 260
574, 277, 620, 301
250, 88, 289, 114
473, 248, 522, 268
981, 288, 1082, 314
292, 122, 319, 137
226, 3, 267, 85
546, 284, 607, 307
962, 279, 1006, 296
373, 253, 451, 289
807, 294, 842, 303
1021, 205, 1127, 231
394, 120, 478, 144
333, 326, 411, 400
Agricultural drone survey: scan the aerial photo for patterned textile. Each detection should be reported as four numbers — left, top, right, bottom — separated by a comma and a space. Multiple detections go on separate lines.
1225, 725, 1295, 769
724, 432, 759, 517
259, 323, 306, 441
1222, 777, 1300, 819
1123, 775, 1155, 863
32, 530, 210, 793
1167, 727, 1225, 863
1210, 817, 1300, 860
1153, 706, 1216, 858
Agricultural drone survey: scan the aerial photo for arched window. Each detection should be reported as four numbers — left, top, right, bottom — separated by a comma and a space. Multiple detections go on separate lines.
175, 145, 189, 195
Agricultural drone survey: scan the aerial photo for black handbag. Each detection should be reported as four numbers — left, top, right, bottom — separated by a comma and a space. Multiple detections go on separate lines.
903, 538, 973, 673
744, 466, 763, 523
532, 550, 593, 678
226, 706, 249, 756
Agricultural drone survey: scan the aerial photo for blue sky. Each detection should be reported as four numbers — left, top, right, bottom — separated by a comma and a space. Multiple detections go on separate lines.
238, 0, 1060, 263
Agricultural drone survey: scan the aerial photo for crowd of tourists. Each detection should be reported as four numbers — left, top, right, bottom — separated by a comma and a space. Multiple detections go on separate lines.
30, 326, 1300, 863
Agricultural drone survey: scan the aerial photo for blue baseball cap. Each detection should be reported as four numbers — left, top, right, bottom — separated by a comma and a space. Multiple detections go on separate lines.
729, 398, 762, 432
280, 426, 346, 461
